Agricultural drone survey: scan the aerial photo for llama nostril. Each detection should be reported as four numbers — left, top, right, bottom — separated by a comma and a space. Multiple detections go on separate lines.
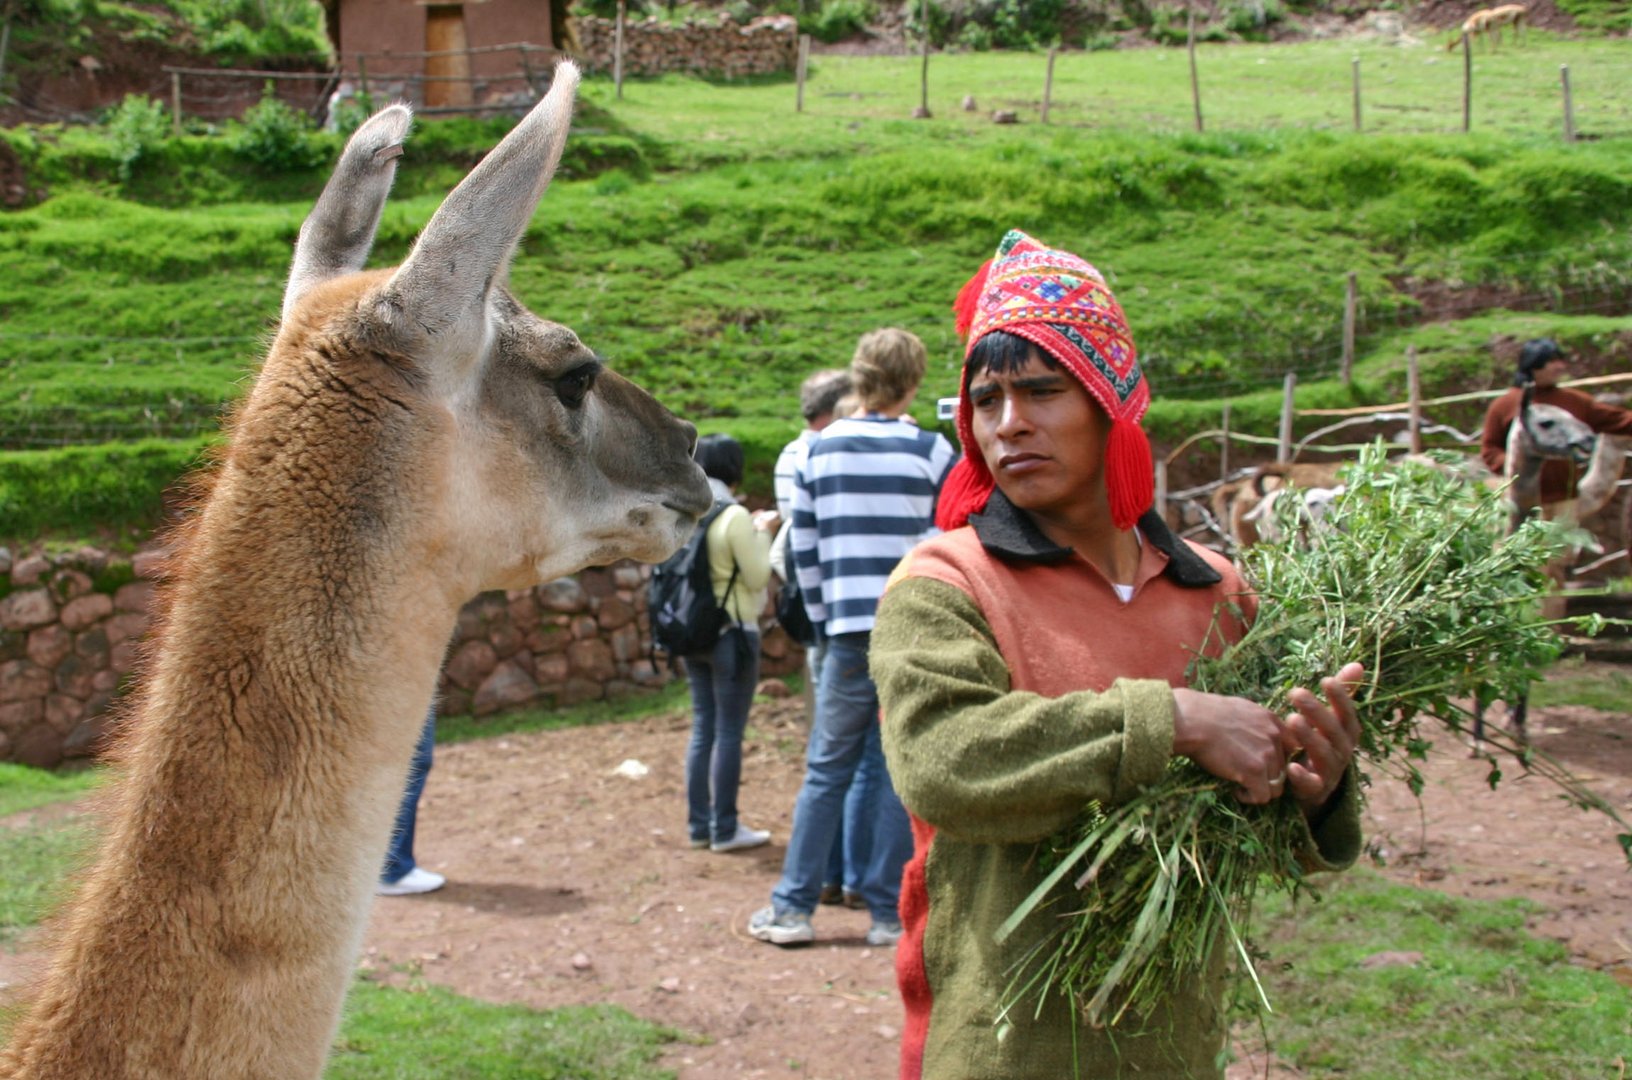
679, 420, 699, 457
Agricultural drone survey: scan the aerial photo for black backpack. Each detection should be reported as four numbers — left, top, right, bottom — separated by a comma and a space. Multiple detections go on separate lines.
774, 523, 818, 647
648, 501, 740, 660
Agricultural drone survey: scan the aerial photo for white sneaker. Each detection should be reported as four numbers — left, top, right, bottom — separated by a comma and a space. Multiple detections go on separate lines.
377, 867, 446, 896
747, 905, 815, 946
866, 920, 903, 947
711, 825, 771, 853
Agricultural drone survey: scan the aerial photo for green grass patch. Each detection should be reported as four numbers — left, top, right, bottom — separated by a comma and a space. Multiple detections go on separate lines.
435, 680, 693, 745
0, 762, 105, 819
5, 45, 1632, 540
1244, 869, 1632, 1078
329, 979, 682, 1080
1529, 658, 1632, 712
0, 819, 95, 944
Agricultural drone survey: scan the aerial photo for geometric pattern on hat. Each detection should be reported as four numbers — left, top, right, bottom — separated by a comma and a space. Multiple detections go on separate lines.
948, 229, 1156, 533
963, 229, 1147, 425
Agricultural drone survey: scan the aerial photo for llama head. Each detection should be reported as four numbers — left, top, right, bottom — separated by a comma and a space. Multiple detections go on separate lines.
1516, 386, 1596, 469
263, 62, 713, 594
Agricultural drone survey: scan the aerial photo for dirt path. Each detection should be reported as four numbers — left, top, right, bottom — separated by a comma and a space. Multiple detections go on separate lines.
4, 685, 1628, 1078
355, 688, 1632, 1079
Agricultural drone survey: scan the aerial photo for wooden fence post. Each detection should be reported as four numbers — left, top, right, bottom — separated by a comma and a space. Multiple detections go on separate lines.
357, 55, 370, 99
1187, 5, 1203, 134
1154, 458, 1169, 527
914, 0, 931, 119
1278, 373, 1296, 463
1561, 64, 1576, 143
0, 1, 14, 95
1220, 402, 1231, 480
796, 33, 809, 112
1351, 55, 1361, 132
614, 0, 626, 100
1461, 32, 1472, 133
1407, 344, 1423, 454
171, 70, 182, 137
1041, 45, 1057, 124
1340, 270, 1357, 385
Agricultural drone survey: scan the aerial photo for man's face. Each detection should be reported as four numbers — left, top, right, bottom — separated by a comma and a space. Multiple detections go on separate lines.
968, 349, 1110, 518
1533, 356, 1569, 389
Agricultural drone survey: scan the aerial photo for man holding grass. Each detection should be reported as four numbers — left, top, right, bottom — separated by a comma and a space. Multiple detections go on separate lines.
870, 231, 1366, 1079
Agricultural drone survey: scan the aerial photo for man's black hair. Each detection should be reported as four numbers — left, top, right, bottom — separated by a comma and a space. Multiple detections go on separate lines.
965, 329, 1063, 380
693, 432, 744, 487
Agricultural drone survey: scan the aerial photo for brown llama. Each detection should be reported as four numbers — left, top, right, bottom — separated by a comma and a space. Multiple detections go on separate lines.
1445, 3, 1528, 51
0, 61, 712, 1080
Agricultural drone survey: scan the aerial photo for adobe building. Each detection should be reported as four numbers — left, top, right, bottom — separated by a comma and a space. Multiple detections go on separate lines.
320, 0, 571, 109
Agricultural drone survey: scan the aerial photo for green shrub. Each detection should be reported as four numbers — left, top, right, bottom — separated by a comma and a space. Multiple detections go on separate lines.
799, 0, 874, 43
1555, 0, 1632, 33
104, 94, 170, 181
1223, 0, 1284, 37
231, 83, 325, 170
956, 19, 994, 50
574, 0, 650, 18
908, 0, 1063, 49
327, 90, 378, 137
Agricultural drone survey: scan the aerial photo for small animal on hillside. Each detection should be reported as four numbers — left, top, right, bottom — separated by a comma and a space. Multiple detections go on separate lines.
1445, 3, 1528, 51
0, 62, 715, 1080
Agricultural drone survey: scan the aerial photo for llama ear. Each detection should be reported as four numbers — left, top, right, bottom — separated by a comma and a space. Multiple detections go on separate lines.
282, 103, 413, 322
384, 61, 580, 346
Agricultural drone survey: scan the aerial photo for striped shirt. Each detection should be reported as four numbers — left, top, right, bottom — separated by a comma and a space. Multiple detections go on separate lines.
791, 415, 956, 636
773, 428, 819, 522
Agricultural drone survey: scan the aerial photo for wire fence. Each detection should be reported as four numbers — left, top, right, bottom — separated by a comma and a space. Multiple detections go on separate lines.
7, 25, 1630, 139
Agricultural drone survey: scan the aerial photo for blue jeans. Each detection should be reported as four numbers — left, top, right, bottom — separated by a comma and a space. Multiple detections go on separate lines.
772, 633, 911, 923
382, 705, 436, 884
827, 733, 878, 893
685, 628, 760, 845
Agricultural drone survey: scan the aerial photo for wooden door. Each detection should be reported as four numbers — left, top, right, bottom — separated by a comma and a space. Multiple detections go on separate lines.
425, 5, 473, 109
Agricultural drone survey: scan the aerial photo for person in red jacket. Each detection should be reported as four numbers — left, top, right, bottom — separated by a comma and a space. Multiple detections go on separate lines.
1480, 337, 1632, 505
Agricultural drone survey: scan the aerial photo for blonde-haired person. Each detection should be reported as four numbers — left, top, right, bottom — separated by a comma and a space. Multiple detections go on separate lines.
849, 327, 928, 415
749, 328, 956, 948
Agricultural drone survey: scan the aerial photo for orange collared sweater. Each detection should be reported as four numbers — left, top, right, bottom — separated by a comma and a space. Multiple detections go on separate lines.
872, 493, 1361, 1080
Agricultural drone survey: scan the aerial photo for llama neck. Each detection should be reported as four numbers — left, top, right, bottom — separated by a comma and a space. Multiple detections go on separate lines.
1, 471, 465, 1080
1576, 436, 1625, 518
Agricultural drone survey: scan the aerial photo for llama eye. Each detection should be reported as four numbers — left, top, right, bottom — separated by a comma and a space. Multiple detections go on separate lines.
554, 363, 599, 409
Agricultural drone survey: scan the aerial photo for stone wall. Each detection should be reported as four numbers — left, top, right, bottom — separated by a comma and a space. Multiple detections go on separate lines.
0, 546, 803, 768
573, 13, 798, 79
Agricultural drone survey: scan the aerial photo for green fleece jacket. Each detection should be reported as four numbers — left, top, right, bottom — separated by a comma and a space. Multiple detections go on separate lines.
873, 494, 1362, 1080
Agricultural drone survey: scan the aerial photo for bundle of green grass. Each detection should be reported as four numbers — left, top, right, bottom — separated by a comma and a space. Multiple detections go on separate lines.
996, 443, 1631, 1033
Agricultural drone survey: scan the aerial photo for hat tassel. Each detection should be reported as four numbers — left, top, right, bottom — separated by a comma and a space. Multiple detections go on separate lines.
952, 259, 992, 340
1106, 418, 1154, 532
934, 455, 994, 532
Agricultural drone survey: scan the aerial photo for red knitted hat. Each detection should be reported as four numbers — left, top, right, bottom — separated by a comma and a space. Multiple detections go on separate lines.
937, 229, 1153, 532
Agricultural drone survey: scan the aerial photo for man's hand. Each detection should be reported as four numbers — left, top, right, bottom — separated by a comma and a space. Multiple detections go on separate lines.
1284, 662, 1363, 816
1172, 660, 1364, 809
1171, 689, 1298, 804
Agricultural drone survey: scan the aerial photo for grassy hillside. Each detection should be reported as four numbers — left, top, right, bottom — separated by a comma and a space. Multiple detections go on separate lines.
3, 40, 1632, 541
